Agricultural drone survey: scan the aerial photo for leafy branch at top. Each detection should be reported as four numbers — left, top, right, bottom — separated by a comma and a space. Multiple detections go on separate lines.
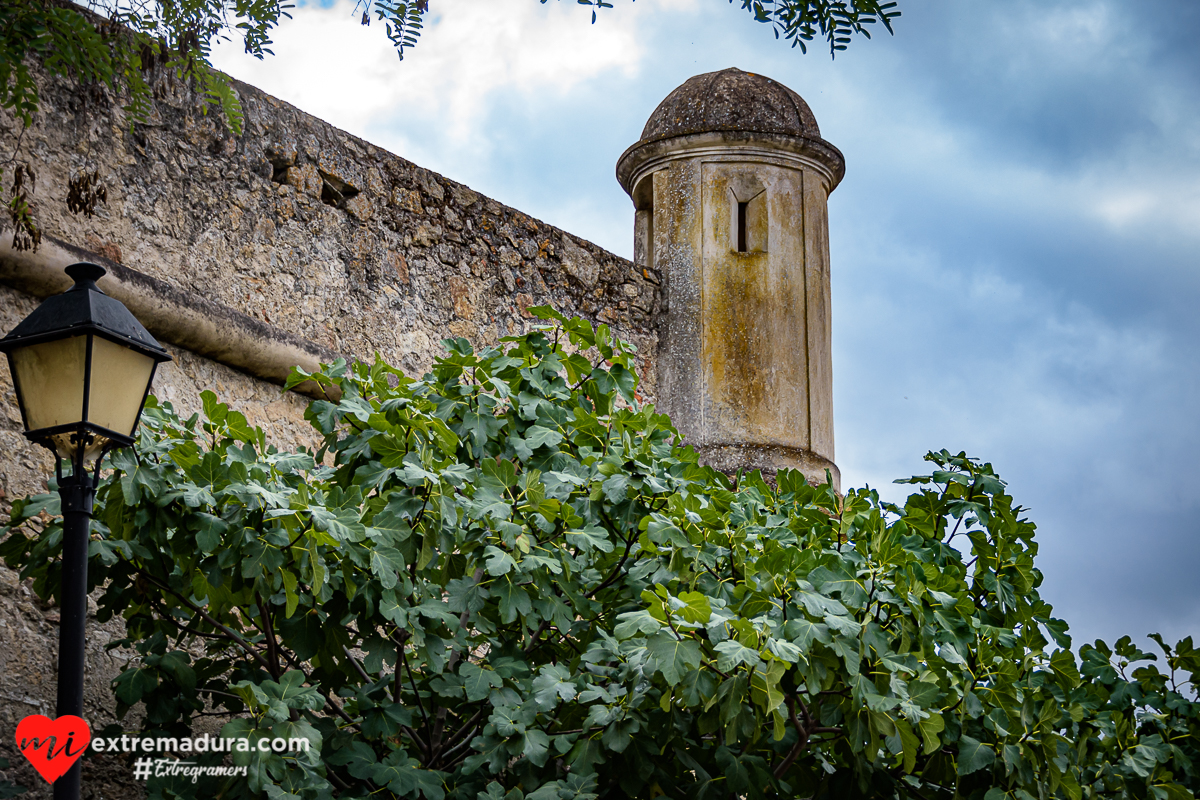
733, 0, 901, 56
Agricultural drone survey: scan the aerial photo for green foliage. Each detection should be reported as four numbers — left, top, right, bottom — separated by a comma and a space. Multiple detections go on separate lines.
357, 0, 426, 59
2, 312, 1197, 800
0, 0, 287, 133
0, 1, 114, 126
731, 0, 900, 55
0, 0, 294, 249
540, 0, 899, 51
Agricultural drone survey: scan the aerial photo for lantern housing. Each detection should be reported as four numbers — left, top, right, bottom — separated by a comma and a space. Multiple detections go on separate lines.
0, 262, 171, 463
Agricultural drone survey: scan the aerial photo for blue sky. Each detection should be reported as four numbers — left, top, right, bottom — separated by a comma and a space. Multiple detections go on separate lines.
212, 0, 1200, 651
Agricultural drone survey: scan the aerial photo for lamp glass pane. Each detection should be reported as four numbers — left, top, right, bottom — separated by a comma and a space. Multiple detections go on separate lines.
9, 335, 87, 432
86, 336, 156, 437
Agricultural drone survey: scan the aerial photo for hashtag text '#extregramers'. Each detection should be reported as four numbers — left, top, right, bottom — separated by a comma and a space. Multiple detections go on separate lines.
131, 758, 249, 784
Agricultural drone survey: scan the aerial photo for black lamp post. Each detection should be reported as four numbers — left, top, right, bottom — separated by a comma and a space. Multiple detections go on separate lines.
0, 262, 171, 800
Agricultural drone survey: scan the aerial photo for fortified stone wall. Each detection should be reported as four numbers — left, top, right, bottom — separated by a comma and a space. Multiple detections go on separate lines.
0, 61, 661, 799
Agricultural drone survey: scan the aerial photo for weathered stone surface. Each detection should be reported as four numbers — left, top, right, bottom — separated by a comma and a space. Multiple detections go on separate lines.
637, 67, 822, 143
0, 69, 662, 375
560, 235, 601, 288
0, 58, 662, 795
618, 70, 842, 490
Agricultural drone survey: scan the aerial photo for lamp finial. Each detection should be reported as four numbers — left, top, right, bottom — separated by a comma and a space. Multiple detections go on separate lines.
64, 262, 107, 292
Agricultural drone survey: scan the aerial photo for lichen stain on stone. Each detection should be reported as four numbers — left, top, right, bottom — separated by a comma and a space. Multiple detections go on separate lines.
703, 249, 773, 428
695, 160, 809, 452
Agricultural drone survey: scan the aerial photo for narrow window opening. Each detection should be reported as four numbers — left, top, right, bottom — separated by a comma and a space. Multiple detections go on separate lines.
736, 201, 748, 253
635, 208, 654, 271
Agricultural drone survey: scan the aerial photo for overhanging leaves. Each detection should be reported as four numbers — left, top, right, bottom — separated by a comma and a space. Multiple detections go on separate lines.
2, 320, 1195, 800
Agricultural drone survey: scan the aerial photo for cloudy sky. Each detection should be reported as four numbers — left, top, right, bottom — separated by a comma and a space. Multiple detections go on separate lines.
211, 0, 1200, 652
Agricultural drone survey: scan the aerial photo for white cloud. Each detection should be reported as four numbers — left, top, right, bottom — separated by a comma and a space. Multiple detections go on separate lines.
212, 0, 663, 154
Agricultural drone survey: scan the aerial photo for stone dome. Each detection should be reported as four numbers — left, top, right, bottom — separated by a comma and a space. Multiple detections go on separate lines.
638, 68, 821, 144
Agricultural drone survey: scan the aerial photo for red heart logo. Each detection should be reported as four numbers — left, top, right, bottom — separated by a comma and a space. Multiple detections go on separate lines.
15, 715, 91, 784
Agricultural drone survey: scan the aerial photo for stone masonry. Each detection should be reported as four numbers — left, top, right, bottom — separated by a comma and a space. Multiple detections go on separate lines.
0, 61, 661, 799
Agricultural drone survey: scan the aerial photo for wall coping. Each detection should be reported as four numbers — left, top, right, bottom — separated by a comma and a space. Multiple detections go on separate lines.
0, 234, 342, 399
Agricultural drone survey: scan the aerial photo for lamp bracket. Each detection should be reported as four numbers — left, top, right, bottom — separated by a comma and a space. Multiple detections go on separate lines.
52, 439, 114, 515
58, 471, 95, 516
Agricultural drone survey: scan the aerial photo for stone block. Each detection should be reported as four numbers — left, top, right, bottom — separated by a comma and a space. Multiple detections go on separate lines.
344, 194, 373, 221
450, 184, 478, 208
417, 170, 445, 202
285, 163, 322, 196
449, 276, 475, 318
560, 235, 599, 288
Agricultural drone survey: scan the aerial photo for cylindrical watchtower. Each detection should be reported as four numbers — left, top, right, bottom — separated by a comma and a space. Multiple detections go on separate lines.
617, 68, 845, 489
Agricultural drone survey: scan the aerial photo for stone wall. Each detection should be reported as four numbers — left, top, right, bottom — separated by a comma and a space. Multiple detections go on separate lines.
0, 61, 660, 798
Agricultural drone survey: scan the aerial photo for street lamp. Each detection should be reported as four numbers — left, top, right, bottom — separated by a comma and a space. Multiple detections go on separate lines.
0, 262, 171, 800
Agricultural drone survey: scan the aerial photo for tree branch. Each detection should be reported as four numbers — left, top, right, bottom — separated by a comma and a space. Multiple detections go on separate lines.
129, 565, 273, 673
256, 592, 281, 679
773, 695, 811, 779
586, 509, 638, 599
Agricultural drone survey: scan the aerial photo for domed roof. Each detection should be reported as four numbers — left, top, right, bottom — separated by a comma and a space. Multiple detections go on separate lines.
639, 68, 821, 143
